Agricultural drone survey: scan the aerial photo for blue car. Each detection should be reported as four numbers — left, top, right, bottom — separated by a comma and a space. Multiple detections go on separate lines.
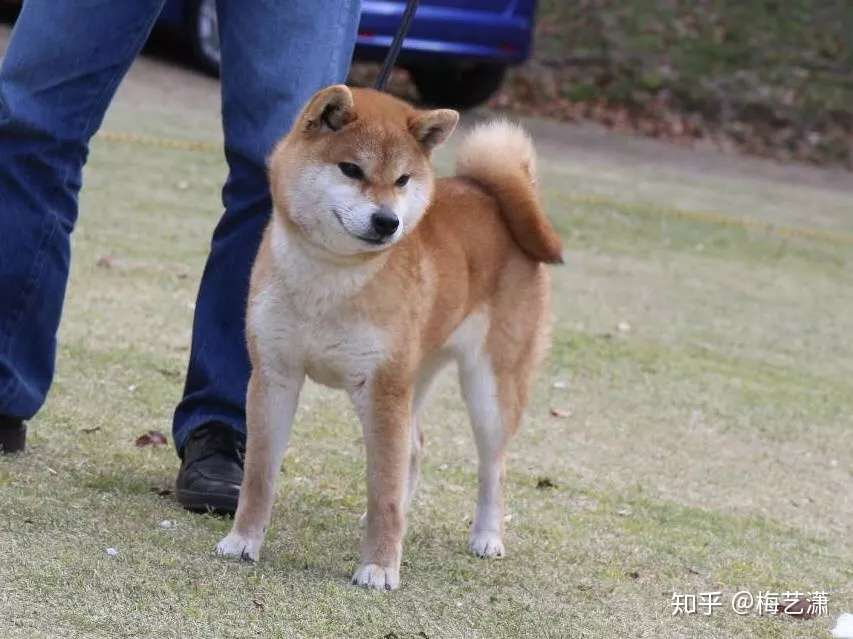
158, 0, 537, 108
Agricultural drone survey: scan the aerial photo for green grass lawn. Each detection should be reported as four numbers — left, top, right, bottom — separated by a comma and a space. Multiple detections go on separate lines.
1, 72, 852, 638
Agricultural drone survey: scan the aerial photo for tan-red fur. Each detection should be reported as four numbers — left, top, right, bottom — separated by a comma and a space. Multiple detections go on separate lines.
217, 86, 562, 590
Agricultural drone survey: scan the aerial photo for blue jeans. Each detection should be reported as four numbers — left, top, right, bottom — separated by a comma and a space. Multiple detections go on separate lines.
0, 0, 360, 451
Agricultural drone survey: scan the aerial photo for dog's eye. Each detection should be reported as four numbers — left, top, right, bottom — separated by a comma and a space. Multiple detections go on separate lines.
395, 174, 410, 187
338, 162, 364, 180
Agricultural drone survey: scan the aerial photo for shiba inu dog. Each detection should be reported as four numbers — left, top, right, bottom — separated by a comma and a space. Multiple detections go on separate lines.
216, 85, 563, 590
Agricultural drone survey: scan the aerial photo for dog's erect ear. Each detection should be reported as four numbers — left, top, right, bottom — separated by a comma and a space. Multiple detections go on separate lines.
300, 84, 356, 133
409, 109, 459, 151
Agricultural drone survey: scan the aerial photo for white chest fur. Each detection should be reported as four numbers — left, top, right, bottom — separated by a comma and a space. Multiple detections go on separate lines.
248, 220, 389, 390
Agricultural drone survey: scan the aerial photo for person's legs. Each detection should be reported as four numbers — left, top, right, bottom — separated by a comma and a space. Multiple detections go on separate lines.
172, 0, 361, 450
0, 0, 165, 452
173, 0, 361, 509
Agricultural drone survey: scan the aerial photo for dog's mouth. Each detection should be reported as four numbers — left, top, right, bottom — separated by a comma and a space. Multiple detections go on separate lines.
356, 235, 387, 245
332, 209, 391, 246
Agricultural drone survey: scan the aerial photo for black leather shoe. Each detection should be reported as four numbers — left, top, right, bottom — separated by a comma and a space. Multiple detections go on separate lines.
176, 423, 245, 514
0, 416, 26, 454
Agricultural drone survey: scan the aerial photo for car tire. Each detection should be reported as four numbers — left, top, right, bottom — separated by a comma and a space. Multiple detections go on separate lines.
410, 64, 507, 110
187, 0, 220, 77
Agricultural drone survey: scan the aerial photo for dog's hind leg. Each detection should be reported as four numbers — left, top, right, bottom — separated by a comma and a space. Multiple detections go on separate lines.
217, 370, 303, 562
404, 356, 448, 513
461, 263, 549, 559
459, 353, 510, 559
404, 416, 424, 514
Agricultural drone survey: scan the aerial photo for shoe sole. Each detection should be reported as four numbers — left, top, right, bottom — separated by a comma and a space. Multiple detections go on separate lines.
176, 488, 238, 515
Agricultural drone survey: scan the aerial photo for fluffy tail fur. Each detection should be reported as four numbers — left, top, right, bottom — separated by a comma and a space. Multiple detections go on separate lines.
455, 121, 563, 264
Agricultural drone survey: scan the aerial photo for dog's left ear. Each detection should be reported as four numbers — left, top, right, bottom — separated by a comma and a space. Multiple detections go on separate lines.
409, 109, 459, 151
300, 84, 357, 133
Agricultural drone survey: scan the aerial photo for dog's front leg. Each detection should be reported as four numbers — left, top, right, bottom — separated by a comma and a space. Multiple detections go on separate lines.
217, 369, 303, 561
351, 374, 412, 591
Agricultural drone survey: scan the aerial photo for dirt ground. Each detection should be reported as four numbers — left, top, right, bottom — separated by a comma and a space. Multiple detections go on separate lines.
1, 22, 852, 639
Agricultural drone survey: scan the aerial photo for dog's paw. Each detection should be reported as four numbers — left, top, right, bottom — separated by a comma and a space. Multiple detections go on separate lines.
468, 530, 505, 559
351, 563, 400, 591
216, 532, 262, 562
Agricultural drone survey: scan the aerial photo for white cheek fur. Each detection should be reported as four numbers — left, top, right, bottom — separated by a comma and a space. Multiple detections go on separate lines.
397, 178, 430, 230
287, 164, 374, 254
284, 163, 431, 255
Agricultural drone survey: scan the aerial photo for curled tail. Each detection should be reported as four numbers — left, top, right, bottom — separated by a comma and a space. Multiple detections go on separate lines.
455, 121, 563, 264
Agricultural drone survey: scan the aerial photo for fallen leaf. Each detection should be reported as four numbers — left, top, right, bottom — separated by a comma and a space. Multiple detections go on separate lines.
777, 597, 817, 619
81, 426, 101, 434
536, 477, 558, 489
105, 548, 118, 557
46, 467, 57, 476
627, 570, 640, 579
550, 407, 572, 418
252, 595, 265, 611
135, 431, 168, 448
96, 255, 114, 269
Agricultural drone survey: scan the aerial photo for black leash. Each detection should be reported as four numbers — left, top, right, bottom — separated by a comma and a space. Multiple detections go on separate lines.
374, 0, 420, 91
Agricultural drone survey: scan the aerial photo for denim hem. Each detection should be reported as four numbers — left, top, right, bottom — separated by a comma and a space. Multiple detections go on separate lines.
172, 413, 247, 456
0, 376, 23, 419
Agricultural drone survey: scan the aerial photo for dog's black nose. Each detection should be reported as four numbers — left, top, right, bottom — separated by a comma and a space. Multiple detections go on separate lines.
371, 209, 399, 237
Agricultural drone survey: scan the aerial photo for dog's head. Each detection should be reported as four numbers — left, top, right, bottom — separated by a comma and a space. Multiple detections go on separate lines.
269, 85, 458, 257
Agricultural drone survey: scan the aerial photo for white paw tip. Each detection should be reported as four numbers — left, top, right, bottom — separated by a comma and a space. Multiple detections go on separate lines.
831, 613, 853, 638
215, 534, 260, 562
468, 531, 505, 559
351, 563, 400, 591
